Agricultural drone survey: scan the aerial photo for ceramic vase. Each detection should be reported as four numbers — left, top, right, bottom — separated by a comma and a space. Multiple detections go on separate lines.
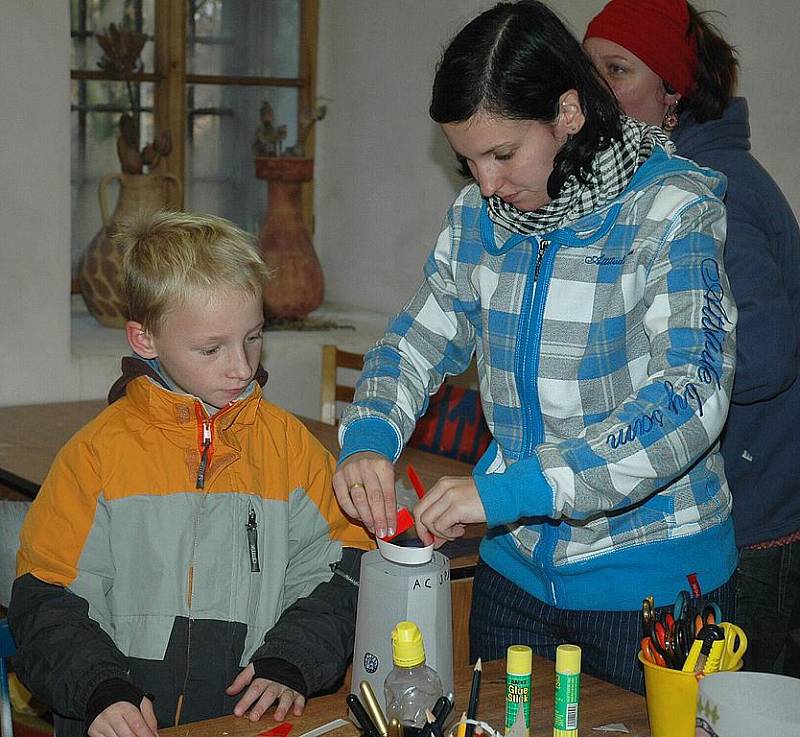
78, 171, 180, 328
254, 157, 324, 321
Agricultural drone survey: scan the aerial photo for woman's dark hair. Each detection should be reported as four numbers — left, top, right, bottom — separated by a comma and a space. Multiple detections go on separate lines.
430, 0, 621, 198
682, 4, 738, 122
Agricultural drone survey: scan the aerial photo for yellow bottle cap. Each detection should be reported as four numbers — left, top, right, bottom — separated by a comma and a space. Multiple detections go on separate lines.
555, 644, 581, 674
506, 644, 532, 675
391, 621, 426, 667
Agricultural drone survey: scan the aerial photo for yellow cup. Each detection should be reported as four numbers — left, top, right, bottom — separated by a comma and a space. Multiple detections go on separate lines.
638, 650, 741, 737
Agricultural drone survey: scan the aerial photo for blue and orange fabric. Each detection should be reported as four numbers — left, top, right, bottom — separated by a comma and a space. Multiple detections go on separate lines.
407, 385, 490, 465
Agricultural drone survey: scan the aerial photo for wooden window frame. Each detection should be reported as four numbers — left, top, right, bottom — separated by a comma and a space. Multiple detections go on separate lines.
70, 0, 319, 293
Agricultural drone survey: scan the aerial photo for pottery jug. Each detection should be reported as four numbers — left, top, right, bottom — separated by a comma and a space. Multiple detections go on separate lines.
255, 157, 324, 321
78, 172, 180, 328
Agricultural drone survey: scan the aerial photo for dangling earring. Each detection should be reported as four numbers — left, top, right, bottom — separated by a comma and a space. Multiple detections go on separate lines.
662, 103, 679, 133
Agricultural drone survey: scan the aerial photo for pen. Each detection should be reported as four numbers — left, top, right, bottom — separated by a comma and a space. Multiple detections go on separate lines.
432, 695, 453, 726
346, 693, 380, 737
359, 681, 388, 737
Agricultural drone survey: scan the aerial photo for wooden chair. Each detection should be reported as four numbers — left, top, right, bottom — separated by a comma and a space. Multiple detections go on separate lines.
320, 345, 365, 425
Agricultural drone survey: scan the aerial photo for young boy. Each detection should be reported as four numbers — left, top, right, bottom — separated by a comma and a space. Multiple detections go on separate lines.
8, 211, 372, 737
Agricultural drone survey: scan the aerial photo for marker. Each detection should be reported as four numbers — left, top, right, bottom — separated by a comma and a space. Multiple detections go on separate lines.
432, 695, 453, 726
359, 681, 388, 737
346, 693, 380, 737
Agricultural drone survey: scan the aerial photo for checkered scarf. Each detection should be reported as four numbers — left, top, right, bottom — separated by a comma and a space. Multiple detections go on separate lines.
487, 116, 673, 236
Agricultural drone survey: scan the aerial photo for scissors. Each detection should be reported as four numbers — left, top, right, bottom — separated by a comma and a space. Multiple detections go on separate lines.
693, 604, 719, 636
642, 598, 689, 668
641, 636, 667, 668
642, 596, 674, 639
642, 596, 657, 638
652, 620, 675, 667
671, 615, 694, 668
673, 589, 723, 626
673, 589, 693, 621
718, 621, 748, 670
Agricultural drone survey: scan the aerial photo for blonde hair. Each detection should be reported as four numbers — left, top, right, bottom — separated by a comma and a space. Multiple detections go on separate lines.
117, 210, 270, 333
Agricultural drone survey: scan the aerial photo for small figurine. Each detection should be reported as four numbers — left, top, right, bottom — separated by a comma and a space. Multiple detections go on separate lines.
253, 101, 282, 157
253, 100, 327, 158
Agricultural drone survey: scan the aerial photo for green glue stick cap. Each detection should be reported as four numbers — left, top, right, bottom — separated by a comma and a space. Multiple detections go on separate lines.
555, 644, 581, 674
507, 645, 532, 674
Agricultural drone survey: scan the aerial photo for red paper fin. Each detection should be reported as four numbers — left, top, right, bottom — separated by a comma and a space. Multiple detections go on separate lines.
406, 464, 426, 499
259, 722, 293, 737
381, 507, 414, 541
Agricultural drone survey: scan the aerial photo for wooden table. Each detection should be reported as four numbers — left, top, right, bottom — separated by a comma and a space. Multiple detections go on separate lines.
159, 657, 649, 737
0, 402, 473, 500
0, 400, 483, 665
0, 401, 481, 553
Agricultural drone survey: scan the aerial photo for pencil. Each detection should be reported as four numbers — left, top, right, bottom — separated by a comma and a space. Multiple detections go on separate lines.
425, 709, 445, 737
464, 658, 482, 737
455, 712, 467, 737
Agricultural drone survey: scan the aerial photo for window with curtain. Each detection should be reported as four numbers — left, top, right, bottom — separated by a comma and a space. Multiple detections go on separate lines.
69, 0, 317, 289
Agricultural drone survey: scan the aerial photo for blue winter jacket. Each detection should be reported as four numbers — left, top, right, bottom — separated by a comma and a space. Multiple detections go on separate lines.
674, 99, 800, 547
340, 145, 738, 610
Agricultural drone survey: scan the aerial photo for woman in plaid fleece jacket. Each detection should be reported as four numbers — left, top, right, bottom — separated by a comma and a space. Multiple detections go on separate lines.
333, 1, 738, 692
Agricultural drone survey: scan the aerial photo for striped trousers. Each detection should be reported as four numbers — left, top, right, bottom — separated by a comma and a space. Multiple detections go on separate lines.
469, 560, 735, 694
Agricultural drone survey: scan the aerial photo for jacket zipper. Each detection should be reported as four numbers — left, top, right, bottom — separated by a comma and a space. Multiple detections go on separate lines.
246, 504, 260, 572
520, 236, 560, 604
178, 401, 232, 723
534, 239, 549, 281
196, 412, 213, 490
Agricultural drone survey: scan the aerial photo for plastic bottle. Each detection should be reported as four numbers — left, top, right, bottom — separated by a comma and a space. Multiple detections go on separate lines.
384, 621, 444, 730
553, 644, 581, 737
505, 644, 532, 737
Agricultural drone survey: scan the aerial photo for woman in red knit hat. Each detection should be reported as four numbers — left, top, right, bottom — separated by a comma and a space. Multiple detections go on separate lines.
585, 0, 800, 678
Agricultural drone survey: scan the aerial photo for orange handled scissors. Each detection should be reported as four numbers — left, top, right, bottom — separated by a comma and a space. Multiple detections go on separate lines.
641, 636, 667, 668
718, 622, 747, 671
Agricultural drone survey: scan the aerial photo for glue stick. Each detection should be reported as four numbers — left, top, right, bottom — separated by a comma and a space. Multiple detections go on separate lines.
553, 644, 581, 737
505, 645, 532, 737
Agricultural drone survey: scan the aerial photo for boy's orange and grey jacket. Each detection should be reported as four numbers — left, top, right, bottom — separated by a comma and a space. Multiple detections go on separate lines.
8, 358, 372, 737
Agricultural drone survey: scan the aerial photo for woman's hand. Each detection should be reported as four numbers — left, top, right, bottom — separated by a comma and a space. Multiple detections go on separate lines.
227, 664, 306, 722
413, 476, 486, 546
332, 451, 396, 537
88, 697, 158, 737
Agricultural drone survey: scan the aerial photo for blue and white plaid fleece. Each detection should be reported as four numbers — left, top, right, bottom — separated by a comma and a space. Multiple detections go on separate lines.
340, 146, 738, 610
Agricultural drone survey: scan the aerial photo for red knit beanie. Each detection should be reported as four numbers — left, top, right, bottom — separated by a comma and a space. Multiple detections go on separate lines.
584, 0, 698, 97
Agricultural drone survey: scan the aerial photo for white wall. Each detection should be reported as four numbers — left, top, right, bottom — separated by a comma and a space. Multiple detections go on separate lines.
0, 2, 75, 403
316, 0, 800, 314
0, 1, 798, 406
